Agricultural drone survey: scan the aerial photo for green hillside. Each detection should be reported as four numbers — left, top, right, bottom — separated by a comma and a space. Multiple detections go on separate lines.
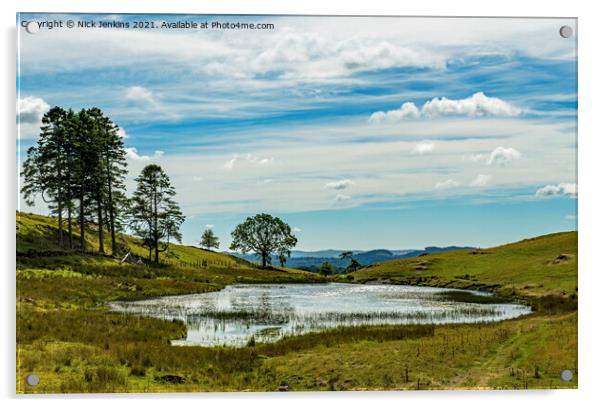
352, 231, 577, 298
17, 211, 251, 269
16, 211, 324, 309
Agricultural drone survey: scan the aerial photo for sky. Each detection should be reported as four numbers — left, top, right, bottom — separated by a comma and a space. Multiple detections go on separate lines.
17, 14, 577, 250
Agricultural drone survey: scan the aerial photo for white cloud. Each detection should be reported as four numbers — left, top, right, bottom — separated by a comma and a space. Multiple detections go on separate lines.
19, 18, 575, 82
565, 214, 576, 220
125, 147, 164, 161
470, 174, 492, 187
224, 155, 238, 170
422, 92, 521, 118
334, 193, 351, 202
192, 176, 204, 181
411, 141, 435, 155
292, 227, 302, 233
325, 179, 354, 190
536, 183, 577, 197
17, 96, 49, 124
369, 102, 420, 124
247, 155, 273, 165
487, 147, 521, 165
471, 146, 522, 166
125, 86, 156, 104
435, 179, 460, 189
224, 154, 274, 170
205, 224, 214, 229
369, 92, 521, 123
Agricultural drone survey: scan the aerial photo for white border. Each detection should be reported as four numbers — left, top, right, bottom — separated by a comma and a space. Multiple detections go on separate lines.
2, 1, 601, 406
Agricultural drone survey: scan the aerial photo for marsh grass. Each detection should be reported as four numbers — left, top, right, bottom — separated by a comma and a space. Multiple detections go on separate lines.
433, 290, 513, 304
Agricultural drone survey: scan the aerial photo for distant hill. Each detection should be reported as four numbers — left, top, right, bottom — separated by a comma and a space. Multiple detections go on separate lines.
231, 246, 474, 272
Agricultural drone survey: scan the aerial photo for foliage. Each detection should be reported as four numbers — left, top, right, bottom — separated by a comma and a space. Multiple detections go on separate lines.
230, 213, 298, 268
129, 164, 185, 263
200, 228, 219, 250
346, 258, 362, 273
319, 261, 335, 276
21, 107, 127, 254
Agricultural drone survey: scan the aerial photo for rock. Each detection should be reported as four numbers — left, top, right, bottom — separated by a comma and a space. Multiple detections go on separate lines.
553, 254, 571, 264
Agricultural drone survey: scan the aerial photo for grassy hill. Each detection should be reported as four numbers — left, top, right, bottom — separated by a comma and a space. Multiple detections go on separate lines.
17, 211, 252, 269
351, 231, 577, 299
16, 211, 324, 309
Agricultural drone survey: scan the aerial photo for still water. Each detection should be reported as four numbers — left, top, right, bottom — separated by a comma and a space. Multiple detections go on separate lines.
109, 283, 531, 347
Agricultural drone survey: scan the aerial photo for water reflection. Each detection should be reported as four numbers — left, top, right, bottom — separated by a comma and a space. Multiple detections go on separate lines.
109, 283, 531, 347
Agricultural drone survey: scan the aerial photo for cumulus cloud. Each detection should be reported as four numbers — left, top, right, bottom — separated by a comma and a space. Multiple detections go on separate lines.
125, 147, 164, 161
470, 146, 522, 166
205, 224, 214, 229
470, 174, 492, 187
369, 102, 420, 124
422, 92, 521, 117
125, 86, 157, 104
325, 179, 354, 190
411, 141, 435, 155
334, 194, 351, 202
435, 179, 460, 189
369, 92, 521, 123
292, 227, 302, 233
18, 96, 50, 124
487, 147, 521, 165
535, 183, 577, 197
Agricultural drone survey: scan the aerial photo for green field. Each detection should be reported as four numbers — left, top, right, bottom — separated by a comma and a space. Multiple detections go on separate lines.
350, 232, 577, 299
16, 212, 577, 392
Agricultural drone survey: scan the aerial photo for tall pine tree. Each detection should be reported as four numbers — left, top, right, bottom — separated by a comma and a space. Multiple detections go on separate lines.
129, 164, 185, 263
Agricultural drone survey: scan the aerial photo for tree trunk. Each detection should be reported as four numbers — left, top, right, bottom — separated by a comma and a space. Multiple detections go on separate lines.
153, 186, 159, 264
106, 155, 117, 255
67, 205, 73, 249
97, 193, 105, 254
57, 201, 63, 247
261, 251, 267, 268
57, 165, 63, 247
79, 194, 85, 251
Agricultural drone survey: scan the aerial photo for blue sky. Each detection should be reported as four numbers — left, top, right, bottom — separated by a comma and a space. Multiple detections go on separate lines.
17, 14, 577, 250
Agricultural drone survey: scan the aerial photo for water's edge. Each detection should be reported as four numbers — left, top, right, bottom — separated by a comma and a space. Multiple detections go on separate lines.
109, 283, 532, 347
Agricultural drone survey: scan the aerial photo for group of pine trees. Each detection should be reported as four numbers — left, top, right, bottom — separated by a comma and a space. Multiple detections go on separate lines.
21, 106, 185, 263
22, 106, 305, 269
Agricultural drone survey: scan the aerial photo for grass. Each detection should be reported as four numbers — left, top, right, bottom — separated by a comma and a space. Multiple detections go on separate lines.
15, 212, 577, 392
433, 290, 513, 304
351, 231, 578, 299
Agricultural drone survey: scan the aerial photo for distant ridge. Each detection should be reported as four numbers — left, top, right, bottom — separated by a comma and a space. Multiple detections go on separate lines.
230, 246, 474, 271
